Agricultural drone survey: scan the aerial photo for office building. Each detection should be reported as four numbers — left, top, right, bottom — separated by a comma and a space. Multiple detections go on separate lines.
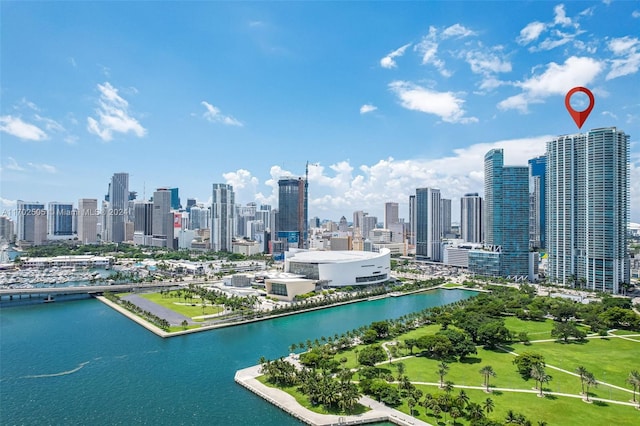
77, 199, 98, 244
362, 215, 377, 240
384, 202, 399, 229
409, 195, 416, 245
0, 216, 15, 243
185, 198, 197, 212
152, 188, 173, 248
107, 173, 129, 243
48, 202, 74, 238
460, 193, 483, 243
546, 127, 630, 293
277, 177, 308, 249
415, 188, 442, 261
440, 198, 451, 237
170, 188, 181, 210
16, 201, 45, 244
189, 205, 209, 230
211, 183, 235, 252
529, 156, 546, 250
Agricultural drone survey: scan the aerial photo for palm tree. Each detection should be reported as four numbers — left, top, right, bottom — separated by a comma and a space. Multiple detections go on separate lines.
531, 364, 551, 397
627, 370, 640, 403
584, 372, 597, 402
467, 402, 485, 421
396, 362, 406, 380
289, 343, 298, 354
437, 361, 450, 388
443, 380, 454, 395
479, 365, 497, 392
576, 365, 589, 395
483, 397, 495, 415
455, 389, 469, 409
407, 396, 417, 416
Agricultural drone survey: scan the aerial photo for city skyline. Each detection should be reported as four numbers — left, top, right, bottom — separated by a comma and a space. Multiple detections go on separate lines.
1, 2, 639, 222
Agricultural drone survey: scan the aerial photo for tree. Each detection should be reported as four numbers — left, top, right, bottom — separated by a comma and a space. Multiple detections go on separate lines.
530, 364, 551, 397
626, 370, 640, 403
483, 397, 495, 414
479, 365, 497, 392
467, 402, 485, 421
407, 396, 417, 416
477, 320, 512, 348
396, 362, 406, 381
583, 372, 597, 402
357, 344, 387, 366
181, 319, 188, 330
513, 352, 545, 379
437, 328, 477, 359
551, 321, 587, 342
437, 361, 450, 388
575, 366, 589, 395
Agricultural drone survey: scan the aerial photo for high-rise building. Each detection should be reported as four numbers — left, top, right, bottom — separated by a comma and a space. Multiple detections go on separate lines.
470, 149, 529, 278
152, 188, 173, 248
409, 195, 416, 246
0, 216, 15, 243
415, 188, 442, 261
48, 202, 74, 238
440, 198, 451, 237
186, 198, 197, 213
211, 183, 235, 252
277, 177, 308, 249
16, 201, 47, 246
134, 201, 154, 235
460, 193, 483, 243
546, 127, 629, 293
189, 205, 209, 230
170, 188, 181, 210
338, 216, 348, 232
528, 156, 546, 250
362, 215, 377, 241
107, 173, 129, 243
384, 202, 399, 229
353, 210, 366, 232
77, 199, 98, 244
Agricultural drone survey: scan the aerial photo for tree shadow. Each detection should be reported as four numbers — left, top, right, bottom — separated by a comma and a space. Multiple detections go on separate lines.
460, 357, 482, 365
593, 400, 608, 407
491, 390, 503, 396
544, 394, 558, 400
551, 339, 588, 345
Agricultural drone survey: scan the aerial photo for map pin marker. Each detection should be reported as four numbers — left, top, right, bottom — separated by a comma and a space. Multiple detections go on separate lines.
565, 87, 595, 129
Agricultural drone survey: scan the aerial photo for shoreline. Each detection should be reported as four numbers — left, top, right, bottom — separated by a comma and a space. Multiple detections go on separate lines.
234, 362, 432, 426
96, 286, 474, 338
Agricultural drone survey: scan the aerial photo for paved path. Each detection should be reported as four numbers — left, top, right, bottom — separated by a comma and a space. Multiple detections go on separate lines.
121, 294, 193, 326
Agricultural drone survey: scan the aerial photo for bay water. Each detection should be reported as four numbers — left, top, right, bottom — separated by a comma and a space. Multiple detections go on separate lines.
0, 289, 474, 425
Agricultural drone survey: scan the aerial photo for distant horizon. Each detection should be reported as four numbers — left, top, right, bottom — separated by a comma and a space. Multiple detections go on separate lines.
2, 2, 638, 222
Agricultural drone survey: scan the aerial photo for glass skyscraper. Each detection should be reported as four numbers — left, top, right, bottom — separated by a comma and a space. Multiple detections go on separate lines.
546, 127, 629, 293
415, 187, 442, 262
277, 177, 308, 249
528, 156, 546, 250
470, 149, 529, 278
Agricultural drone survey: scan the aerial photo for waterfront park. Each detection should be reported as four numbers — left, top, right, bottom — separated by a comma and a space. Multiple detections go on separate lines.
255, 284, 640, 426
94, 265, 640, 425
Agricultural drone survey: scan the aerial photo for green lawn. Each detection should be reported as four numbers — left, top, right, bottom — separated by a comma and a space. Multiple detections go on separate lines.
402, 384, 639, 426
512, 337, 640, 389
139, 291, 223, 318
443, 282, 462, 288
503, 317, 555, 339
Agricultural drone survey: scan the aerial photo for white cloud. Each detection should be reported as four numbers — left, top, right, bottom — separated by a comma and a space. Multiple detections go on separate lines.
633, 10, 640, 18
5, 157, 25, 171
517, 21, 546, 45
532, 29, 581, 52
606, 36, 640, 80
601, 111, 619, 120
201, 101, 243, 126
380, 43, 411, 69
359, 104, 377, 114
414, 27, 450, 77
27, 162, 57, 174
441, 24, 476, 39
34, 114, 65, 133
0, 115, 47, 141
498, 56, 603, 112
226, 136, 551, 220
465, 49, 512, 75
553, 4, 572, 27
0, 198, 17, 209
87, 82, 147, 141
389, 81, 478, 124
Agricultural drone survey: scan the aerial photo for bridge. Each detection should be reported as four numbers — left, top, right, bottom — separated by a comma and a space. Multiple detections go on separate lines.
0, 282, 184, 301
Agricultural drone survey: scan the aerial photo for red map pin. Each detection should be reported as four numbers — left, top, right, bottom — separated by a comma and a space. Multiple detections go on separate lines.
565, 87, 595, 129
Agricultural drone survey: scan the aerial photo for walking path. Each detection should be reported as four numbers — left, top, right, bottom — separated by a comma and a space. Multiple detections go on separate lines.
121, 294, 194, 326
235, 362, 433, 426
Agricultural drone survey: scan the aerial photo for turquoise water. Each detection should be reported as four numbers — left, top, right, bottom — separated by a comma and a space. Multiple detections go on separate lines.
0, 289, 474, 425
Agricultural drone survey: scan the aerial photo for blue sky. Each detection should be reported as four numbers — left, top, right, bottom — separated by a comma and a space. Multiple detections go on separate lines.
1, 1, 639, 223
